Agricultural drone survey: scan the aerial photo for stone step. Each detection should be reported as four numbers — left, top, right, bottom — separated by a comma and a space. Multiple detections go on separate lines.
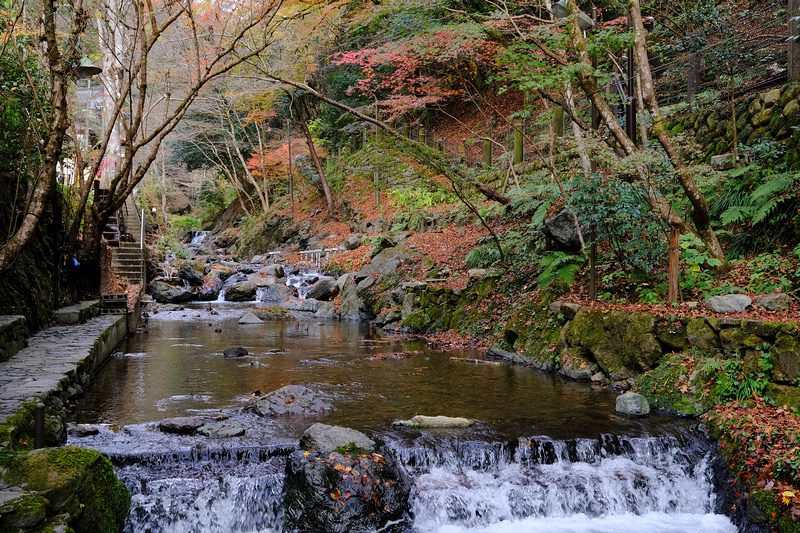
53, 300, 100, 326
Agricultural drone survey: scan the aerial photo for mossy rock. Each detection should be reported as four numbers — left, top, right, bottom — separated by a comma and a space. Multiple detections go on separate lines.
739, 124, 755, 145
685, 318, 720, 354
655, 319, 689, 351
764, 383, 800, 409
749, 487, 800, 533
3, 447, 130, 533
787, 148, 800, 165
400, 311, 432, 332
503, 301, 563, 369
694, 125, 709, 143
252, 305, 293, 321
747, 126, 770, 146
736, 111, 751, 131
7, 403, 65, 450
719, 327, 751, 358
0, 493, 50, 531
771, 331, 800, 384
636, 353, 711, 416
671, 124, 685, 135
564, 308, 661, 379
715, 141, 729, 153
752, 107, 773, 128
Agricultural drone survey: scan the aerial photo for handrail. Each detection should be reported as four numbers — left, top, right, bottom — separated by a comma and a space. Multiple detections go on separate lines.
140, 208, 145, 250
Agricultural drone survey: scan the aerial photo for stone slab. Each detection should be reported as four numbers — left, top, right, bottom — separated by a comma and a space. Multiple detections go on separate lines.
53, 300, 100, 325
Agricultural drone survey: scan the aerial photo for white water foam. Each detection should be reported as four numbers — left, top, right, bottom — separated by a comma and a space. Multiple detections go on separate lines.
432, 512, 737, 533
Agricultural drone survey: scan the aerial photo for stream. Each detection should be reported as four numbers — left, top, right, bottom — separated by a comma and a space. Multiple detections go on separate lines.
68, 289, 739, 532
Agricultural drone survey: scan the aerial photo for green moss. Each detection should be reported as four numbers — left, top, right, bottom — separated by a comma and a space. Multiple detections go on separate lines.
7, 402, 65, 450
750, 488, 800, 533
636, 353, 711, 416
5, 447, 130, 533
671, 124, 685, 135
334, 443, 370, 457
401, 311, 432, 332
0, 493, 49, 532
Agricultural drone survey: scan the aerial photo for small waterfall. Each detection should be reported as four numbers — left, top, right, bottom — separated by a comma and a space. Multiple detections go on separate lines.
284, 269, 322, 299
190, 231, 209, 246
88, 427, 736, 533
388, 433, 736, 533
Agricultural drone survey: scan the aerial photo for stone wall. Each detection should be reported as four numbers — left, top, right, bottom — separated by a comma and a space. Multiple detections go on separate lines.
0, 316, 27, 363
665, 82, 800, 168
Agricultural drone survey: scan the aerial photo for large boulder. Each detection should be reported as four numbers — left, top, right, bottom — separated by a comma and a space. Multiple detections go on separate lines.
197, 275, 224, 301
258, 284, 295, 305
705, 294, 752, 313
306, 277, 339, 301
565, 308, 662, 379
343, 233, 363, 250
238, 312, 264, 324
542, 208, 586, 252
250, 385, 334, 417
177, 260, 204, 286
283, 427, 409, 533
225, 281, 257, 302
2, 447, 130, 533
300, 423, 375, 455
753, 293, 793, 312
147, 280, 192, 304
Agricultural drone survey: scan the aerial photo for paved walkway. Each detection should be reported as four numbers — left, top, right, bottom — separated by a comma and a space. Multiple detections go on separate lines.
0, 314, 127, 424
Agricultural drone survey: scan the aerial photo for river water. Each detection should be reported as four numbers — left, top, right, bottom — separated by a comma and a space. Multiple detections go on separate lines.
68, 302, 738, 533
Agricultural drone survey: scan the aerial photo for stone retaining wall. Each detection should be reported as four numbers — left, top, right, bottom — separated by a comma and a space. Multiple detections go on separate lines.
0, 314, 130, 444
0, 316, 27, 363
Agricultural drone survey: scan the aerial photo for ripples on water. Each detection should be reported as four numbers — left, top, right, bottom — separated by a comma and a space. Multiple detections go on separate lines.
68, 304, 737, 533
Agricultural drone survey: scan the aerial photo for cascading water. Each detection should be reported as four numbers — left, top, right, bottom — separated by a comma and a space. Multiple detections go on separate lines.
284, 269, 321, 299
191, 231, 210, 246
391, 433, 735, 533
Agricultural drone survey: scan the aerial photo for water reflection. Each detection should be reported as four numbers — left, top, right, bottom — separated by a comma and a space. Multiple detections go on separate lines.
71, 304, 692, 440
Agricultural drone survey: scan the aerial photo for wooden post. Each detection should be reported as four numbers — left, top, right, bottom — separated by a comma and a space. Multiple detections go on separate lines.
418, 128, 425, 145
513, 124, 524, 164
437, 139, 445, 154
668, 227, 680, 304
349, 135, 356, 153
403, 123, 410, 139
791, 0, 800, 82
482, 138, 492, 168
458, 141, 466, 162
375, 172, 379, 207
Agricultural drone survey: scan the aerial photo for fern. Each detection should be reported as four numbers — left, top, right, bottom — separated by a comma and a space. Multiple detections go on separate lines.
537, 251, 585, 289
750, 173, 798, 224
465, 245, 502, 269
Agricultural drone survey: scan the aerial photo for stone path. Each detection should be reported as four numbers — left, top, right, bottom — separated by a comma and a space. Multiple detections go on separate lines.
0, 314, 127, 424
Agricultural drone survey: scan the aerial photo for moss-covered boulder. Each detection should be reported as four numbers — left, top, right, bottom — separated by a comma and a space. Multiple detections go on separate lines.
2, 447, 130, 533
686, 318, 720, 354
565, 308, 661, 379
636, 353, 711, 416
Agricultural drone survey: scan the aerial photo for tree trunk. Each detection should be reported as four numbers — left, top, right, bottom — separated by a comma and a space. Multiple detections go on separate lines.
627, 0, 727, 268
0, 0, 86, 273
296, 100, 335, 218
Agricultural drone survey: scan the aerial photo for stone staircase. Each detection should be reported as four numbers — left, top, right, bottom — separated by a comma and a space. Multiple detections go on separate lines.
103, 194, 146, 314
